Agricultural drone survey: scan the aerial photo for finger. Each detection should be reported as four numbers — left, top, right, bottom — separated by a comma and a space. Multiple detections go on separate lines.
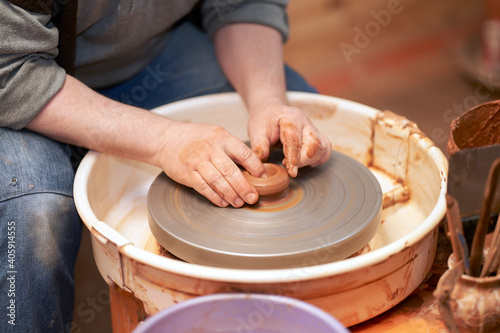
211, 152, 259, 206
318, 135, 332, 165
248, 126, 271, 162
252, 142, 270, 163
299, 129, 330, 167
225, 138, 266, 179
248, 112, 282, 163
308, 135, 332, 167
279, 118, 301, 177
222, 141, 262, 205
189, 170, 230, 207
197, 160, 245, 208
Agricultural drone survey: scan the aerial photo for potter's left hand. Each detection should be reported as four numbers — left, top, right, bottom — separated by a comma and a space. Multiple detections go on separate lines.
248, 103, 332, 177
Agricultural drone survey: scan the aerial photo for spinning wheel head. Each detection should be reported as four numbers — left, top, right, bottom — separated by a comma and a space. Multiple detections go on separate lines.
147, 151, 383, 269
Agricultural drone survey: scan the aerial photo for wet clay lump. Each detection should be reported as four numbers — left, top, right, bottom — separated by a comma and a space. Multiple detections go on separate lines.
242, 163, 289, 196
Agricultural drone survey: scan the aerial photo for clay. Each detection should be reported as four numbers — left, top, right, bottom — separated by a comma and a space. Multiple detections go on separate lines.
448, 100, 500, 155
281, 123, 301, 175
306, 131, 322, 159
252, 145, 266, 162
246, 182, 303, 212
241, 163, 289, 196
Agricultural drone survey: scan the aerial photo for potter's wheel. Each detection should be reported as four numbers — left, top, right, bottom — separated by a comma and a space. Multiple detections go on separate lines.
148, 150, 382, 269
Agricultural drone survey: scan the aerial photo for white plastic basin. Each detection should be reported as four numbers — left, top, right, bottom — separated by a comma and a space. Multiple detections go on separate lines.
74, 92, 448, 327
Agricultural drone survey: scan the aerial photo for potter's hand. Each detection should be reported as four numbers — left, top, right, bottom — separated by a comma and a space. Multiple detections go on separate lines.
159, 122, 265, 208
248, 103, 332, 177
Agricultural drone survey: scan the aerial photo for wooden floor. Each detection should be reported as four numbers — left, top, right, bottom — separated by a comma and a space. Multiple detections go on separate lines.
72, 1, 498, 331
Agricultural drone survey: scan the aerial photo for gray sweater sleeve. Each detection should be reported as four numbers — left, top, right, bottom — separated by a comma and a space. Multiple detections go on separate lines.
201, 0, 289, 41
0, 1, 66, 130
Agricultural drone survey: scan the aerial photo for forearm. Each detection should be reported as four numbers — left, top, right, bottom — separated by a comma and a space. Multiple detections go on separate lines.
214, 23, 287, 112
214, 23, 331, 175
26, 75, 171, 168
25, 74, 265, 208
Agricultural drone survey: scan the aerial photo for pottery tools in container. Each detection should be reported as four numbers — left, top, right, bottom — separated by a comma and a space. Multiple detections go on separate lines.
436, 100, 500, 333
437, 158, 500, 333
471, 157, 500, 277
447, 100, 500, 277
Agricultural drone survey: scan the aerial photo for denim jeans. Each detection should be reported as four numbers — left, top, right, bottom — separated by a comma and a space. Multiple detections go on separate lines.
0, 130, 82, 333
0, 21, 316, 332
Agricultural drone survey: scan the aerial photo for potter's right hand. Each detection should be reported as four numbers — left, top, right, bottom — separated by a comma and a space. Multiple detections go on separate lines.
158, 121, 266, 208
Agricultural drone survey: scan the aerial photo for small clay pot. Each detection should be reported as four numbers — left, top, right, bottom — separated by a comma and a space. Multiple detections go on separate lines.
435, 254, 500, 333
242, 163, 289, 196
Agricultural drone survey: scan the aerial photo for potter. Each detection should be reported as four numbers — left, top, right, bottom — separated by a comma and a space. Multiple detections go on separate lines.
0, 0, 338, 329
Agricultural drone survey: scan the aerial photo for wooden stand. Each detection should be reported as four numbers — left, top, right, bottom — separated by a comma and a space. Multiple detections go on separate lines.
109, 284, 147, 333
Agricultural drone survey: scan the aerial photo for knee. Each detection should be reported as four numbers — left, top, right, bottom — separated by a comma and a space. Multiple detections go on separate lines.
0, 193, 81, 332
28, 193, 82, 270
2, 192, 82, 272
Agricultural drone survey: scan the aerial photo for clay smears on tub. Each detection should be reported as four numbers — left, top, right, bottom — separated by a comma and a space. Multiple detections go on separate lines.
241, 163, 289, 196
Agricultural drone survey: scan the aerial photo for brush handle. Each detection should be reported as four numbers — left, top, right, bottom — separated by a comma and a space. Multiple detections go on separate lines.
446, 194, 465, 266
480, 214, 500, 277
469, 158, 500, 277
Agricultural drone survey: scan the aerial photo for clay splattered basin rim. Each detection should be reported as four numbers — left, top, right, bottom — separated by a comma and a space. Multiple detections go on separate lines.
74, 92, 447, 283
133, 293, 349, 333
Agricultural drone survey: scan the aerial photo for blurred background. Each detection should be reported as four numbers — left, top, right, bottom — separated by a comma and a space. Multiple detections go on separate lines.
284, 0, 498, 154
73, 0, 496, 331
